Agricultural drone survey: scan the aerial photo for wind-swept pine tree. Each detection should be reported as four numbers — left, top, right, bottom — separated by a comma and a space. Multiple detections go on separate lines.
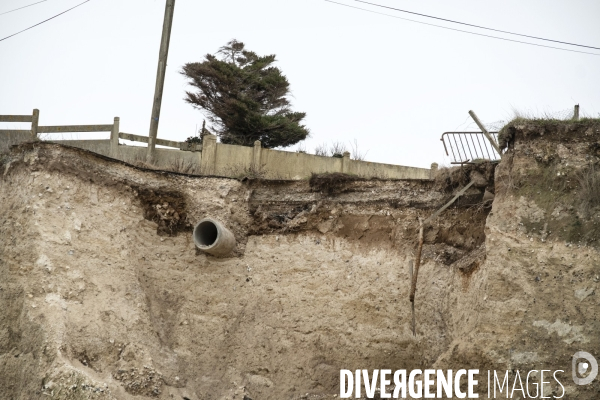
181, 40, 309, 148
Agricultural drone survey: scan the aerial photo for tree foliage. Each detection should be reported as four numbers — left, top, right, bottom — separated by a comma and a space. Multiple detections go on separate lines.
181, 40, 309, 148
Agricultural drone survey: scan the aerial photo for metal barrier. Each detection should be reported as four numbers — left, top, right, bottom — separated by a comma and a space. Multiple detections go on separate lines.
441, 132, 501, 164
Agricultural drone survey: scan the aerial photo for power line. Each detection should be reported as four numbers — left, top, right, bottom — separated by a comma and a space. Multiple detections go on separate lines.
325, 0, 600, 57
0, 0, 49, 16
0, 0, 91, 42
353, 0, 600, 51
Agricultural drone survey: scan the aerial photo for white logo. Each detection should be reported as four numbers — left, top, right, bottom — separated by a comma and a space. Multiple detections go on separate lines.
572, 351, 598, 385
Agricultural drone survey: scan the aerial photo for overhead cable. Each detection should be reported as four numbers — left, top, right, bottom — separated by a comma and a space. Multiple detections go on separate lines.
0, 0, 91, 42
325, 0, 600, 56
353, 0, 600, 50
0, 0, 49, 17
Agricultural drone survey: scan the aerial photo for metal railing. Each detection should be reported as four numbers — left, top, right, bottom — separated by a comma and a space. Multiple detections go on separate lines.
441, 131, 501, 164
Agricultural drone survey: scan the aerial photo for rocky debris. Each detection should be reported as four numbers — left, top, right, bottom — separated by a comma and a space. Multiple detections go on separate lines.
574, 287, 595, 301
217, 385, 255, 400
429, 245, 467, 265
136, 188, 190, 236
113, 367, 163, 397
434, 161, 496, 198
41, 371, 115, 399
470, 170, 488, 188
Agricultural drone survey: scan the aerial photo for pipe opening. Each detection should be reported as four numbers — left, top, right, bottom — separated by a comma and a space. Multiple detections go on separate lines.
193, 217, 236, 257
195, 220, 218, 247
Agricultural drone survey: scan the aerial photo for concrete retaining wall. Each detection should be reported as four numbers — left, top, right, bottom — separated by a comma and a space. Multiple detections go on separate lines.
346, 159, 432, 180
260, 147, 343, 179
0, 131, 32, 154
51, 140, 201, 171
200, 135, 432, 179
2, 133, 433, 180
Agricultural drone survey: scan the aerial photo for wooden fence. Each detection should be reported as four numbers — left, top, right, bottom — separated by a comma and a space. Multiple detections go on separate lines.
0, 109, 200, 156
0, 109, 39, 141
0, 109, 119, 154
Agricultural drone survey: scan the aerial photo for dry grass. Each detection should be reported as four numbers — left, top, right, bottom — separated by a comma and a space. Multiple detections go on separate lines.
129, 153, 156, 170
313, 141, 352, 158
314, 143, 328, 156
124, 151, 202, 175
330, 141, 347, 157
349, 138, 368, 161
497, 112, 600, 151
237, 165, 266, 180
295, 143, 307, 153
168, 158, 202, 175
219, 164, 267, 180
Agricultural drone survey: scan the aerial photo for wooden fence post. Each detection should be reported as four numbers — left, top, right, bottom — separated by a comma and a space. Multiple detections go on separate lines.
409, 260, 415, 336
31, 109, 39, 139
409, 217, 424, 303
110, 117, 120, 157
574, 104, 580, 121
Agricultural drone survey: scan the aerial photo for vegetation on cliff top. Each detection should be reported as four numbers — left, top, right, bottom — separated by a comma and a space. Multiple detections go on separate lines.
181, 39, 309, 149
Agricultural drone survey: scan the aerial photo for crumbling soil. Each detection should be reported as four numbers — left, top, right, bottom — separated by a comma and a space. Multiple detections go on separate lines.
308, 172, 365, 195
136, 188, 191, 236
435, 161, 496, 193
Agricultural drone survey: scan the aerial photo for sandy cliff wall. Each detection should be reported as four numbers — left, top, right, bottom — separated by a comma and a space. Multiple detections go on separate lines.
0, 120, 599, 400
432, 121, 600, 398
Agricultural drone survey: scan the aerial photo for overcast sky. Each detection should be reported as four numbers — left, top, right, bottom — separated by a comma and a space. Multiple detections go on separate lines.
1, 0, 599, 168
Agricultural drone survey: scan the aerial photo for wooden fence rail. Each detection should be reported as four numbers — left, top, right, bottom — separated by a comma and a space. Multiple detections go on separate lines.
118, 132, 200, 151
38, 125, 114, 133
0, 130, 32, 135
0, 115, 33, 123
0, 110, 200, 155
0, 110, 117, 146
0, 109, 39, 139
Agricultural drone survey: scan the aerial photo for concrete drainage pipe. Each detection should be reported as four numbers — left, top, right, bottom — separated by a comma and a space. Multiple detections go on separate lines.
193, 218, 236, 257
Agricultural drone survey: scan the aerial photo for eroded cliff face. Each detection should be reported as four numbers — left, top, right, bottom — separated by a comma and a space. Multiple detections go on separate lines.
0, 121, 598, 400
433, 121, 600, 398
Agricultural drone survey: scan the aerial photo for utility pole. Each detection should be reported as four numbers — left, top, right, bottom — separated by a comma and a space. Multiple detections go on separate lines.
147, 0, 176, 162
